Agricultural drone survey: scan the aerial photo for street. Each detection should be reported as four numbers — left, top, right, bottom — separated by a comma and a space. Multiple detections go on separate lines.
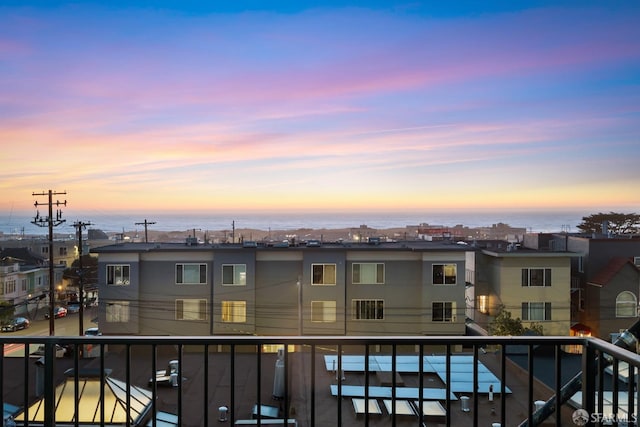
1, 307, 99, 356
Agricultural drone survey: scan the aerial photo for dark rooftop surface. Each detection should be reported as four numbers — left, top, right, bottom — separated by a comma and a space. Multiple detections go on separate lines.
3, 343, 575, 426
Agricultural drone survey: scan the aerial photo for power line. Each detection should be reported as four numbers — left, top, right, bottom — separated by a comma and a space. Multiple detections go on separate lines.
31, 190, 66, 336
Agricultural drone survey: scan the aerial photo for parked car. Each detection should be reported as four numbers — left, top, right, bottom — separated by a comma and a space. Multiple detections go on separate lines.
45, 306, 68, 319
84, 327, 102, 336
67, 302, 81, 314
1, 317, 30, 332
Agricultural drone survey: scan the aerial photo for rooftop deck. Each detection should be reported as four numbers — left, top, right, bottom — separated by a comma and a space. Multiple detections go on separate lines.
2, 335, 640, 426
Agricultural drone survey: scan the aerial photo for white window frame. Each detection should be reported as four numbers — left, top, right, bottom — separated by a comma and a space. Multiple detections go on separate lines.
432, 301, 456, 322
521, 268, 552, 287
107, 264, 131, 286
616, 291, 637, 318
176, 263, 207, 285
106, 301, 130, 323
432, 264, 457, 285
222, 301, 247, 323
352, 263, 384, 284
352, 299, 384, 320
312, 263, 337, 286
176, 299, 208, 321
522, 302, 552, 321
311, 300, 337, 323
222, 264, 247, 286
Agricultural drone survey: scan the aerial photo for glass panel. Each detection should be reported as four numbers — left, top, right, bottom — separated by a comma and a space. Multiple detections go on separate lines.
176, 264, 183, 284
433, 265, 443, 284
433, 302, 444, 322
529, 302, 544, 320
352, 264, 360, 283
444, 265, 456, 284
182, 265, 201, 284
222, 265, 234, 284
234, 265, 246, 285
199, 265, 207, 283
530, 269, 544, 286
376, 264, 384, 283
324, 264, 336, 284
544, 269, 552, 287
312, 265, 323, 284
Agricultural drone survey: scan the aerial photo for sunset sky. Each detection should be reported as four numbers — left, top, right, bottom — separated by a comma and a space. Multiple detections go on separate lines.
1, 1, 639, 216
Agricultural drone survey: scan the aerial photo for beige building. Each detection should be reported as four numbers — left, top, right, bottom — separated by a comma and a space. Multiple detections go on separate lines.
468, 240, 573, 336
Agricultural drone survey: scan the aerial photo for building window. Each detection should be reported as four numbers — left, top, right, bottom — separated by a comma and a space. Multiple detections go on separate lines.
352, 299, 384, 320
222, 301, 247, 323
107, 265, 130, 286
5, 280, 16, 294
578, 256, 584, 273
106, 301, 130, 322
432, 301, 456, 322
222, 264, 246, 286
521, 268, 552, 287
59, 247, 67, 256
21, 279, 27, 292
312, 264, 336, 285
352, 263, 384, 284
176, 263, 207, 284
41, 246, 48, 255
478, 295, 488, 314
634, 257, 640, 267
616, 291, 637, 318
522, 302, 551, 321
311, 301, 337, 323
433, 264, 457, 285
176, 299, 208, 321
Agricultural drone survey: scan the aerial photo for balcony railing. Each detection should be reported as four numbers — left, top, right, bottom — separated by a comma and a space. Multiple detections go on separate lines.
2, 334, 640, 427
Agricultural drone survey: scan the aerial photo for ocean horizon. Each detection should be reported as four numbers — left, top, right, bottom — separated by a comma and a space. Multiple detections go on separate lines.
0, 209, 594, 237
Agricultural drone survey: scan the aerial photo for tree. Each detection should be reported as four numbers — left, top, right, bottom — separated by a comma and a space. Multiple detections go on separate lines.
0, 300, 15, 325
62, 255, 98, 289
489, 305, 543, 336
577, 212, 640, 235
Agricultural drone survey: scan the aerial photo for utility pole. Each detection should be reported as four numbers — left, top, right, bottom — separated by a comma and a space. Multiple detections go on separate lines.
135, 219, 156, 243
74, 220, 92, 336
32, 190, 66, 336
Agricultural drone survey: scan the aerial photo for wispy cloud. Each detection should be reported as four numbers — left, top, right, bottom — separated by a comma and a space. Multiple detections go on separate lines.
1, 2, 639, 212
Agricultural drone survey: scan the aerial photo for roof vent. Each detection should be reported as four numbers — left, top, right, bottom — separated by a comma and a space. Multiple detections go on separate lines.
185, 237, 198, 246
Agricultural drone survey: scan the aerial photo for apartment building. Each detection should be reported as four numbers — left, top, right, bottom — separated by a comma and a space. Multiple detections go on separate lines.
552, 233, 640, 340
0, 237, 77, 268
466, 237, 573, 336
91, 239, 469, 336
0, 248, 51, 316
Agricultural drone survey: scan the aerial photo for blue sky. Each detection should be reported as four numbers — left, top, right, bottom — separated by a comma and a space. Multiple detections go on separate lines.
1, 1, 639, 215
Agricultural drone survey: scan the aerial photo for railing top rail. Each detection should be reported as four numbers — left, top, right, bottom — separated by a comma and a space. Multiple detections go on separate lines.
1, 334, 588, 346
585, 336, 640, 365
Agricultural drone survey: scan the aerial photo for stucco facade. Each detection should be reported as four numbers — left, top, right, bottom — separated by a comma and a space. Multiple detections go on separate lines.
92, 241, 469, 336
471, 248, 573, 336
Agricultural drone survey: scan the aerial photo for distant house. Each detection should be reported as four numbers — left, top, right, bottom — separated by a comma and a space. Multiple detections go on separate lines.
551, 233, 640, 340
585, 258, 640, 340
0, 249, 51, 315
